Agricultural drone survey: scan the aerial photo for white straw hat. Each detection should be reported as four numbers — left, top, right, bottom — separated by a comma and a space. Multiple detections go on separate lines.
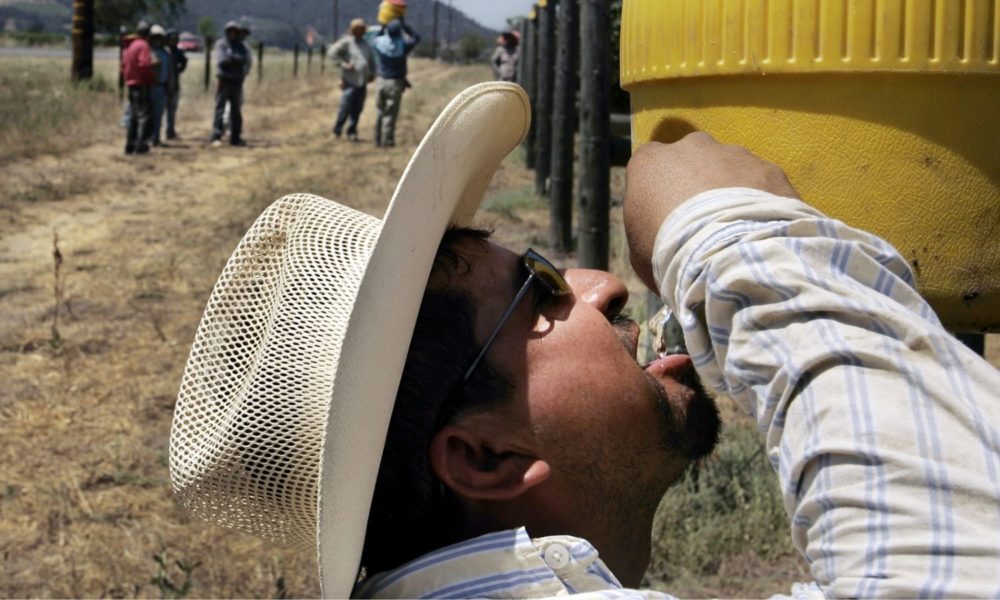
169, 82, 530, 597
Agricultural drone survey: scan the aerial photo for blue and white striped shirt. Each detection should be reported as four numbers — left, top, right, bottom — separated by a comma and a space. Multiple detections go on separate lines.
360, 188, 1000, 599
356, 527, 685, 599
655, 188, 1000, 598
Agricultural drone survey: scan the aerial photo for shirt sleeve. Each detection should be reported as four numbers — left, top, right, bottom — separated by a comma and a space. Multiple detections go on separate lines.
404, 32, 421, 53
138, 43, 153, 69
651, 187, 1000, 598
329, 37, 347, 65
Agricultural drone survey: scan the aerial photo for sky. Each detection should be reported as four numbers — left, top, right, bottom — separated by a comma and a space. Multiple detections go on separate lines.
449, 0, 537, 30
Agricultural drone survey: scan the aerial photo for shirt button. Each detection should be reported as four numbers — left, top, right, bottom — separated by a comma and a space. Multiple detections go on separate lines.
543, 543, 571, 570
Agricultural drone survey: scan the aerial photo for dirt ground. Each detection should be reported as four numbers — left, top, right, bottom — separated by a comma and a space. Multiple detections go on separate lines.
1, 56, 997, 598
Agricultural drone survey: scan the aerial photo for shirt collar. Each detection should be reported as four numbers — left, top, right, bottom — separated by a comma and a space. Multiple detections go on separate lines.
355, 527, 623, 599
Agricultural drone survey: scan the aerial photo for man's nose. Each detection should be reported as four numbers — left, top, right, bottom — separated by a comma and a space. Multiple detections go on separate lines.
564, 269, 629, 318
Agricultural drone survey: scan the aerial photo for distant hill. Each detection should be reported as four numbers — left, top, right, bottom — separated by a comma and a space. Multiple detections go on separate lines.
0, 0, 70, 32
0, 0, 498, 50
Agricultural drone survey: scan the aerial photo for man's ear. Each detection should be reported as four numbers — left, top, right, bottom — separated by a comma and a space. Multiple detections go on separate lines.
428, 416, 551, 502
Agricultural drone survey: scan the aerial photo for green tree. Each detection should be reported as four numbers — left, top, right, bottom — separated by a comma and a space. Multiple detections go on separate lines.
197, 16, 216, 39
95, 0, 186, 34
458, 33, 485, 63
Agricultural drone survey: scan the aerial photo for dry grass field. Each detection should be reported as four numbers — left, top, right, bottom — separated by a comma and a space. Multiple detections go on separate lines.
1, 51, 997, 599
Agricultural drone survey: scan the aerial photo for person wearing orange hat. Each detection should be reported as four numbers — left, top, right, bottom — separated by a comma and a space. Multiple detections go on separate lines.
371, 18, 420, 148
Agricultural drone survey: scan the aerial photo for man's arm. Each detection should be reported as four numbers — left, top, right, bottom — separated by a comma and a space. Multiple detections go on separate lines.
328, 37, 350, 68
490, 47, 504, 77
625, 134, 1000, 598
213, 38, 227, 70
403, 24, 421, 53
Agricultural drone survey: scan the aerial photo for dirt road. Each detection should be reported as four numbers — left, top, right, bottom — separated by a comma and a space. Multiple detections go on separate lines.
0, 60, 530, 597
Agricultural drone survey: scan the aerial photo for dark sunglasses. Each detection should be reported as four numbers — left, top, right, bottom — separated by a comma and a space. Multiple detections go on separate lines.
462, 248, 572, 381
432, 250, 572, 488
436, 248, 571, 433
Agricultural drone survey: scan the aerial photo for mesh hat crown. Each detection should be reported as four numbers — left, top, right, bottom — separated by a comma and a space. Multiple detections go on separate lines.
169, 82, 530, 597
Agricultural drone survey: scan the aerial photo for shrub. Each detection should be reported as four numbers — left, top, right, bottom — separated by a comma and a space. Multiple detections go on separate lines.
646, 419, 798, 584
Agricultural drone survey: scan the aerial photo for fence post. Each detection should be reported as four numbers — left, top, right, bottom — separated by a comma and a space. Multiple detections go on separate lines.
117, 27, 125, 99
549, 0, 578, 253
577, 0, 611, 269
204, 36, 213, 92
257, 41, 263, 83
515, 18, 528, 86
333, 0, 340, 40
71, 0, 94, 81
432, 0, 439, 59
534, 0, 556, 196
521, 8, 537, 169
447, 0, 454, 62
294, 43, 300, 77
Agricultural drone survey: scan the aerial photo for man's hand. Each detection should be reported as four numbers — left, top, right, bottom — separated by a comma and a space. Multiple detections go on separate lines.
624, 132, 799, 292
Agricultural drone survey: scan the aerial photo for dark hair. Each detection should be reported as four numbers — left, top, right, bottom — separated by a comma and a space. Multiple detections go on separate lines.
359, 228, 513, 575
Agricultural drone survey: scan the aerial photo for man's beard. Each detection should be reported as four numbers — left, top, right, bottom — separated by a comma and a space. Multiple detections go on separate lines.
611, 314, 721, 461
646, 368, 721, 461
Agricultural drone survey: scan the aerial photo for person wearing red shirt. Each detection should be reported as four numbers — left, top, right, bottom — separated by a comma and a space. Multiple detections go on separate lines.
121, 21, 158, 154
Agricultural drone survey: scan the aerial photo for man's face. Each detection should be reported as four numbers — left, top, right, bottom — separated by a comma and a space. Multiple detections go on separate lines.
451, 240, 720, 510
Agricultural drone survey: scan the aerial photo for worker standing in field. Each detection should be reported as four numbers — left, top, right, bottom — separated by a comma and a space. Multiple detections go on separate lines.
148, 25, 171, 147
490, 31, 519, 82
121, 20, 157, 155
165, 29, 188, 141
371, 19, 420, 148
328, 18, 376, 142
211, 21, 250, 147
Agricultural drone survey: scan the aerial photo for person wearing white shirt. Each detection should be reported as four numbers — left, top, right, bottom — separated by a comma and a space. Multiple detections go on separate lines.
355, 133, 1000, 598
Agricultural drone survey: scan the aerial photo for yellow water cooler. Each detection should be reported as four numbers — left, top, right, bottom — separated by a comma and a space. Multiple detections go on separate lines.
620, 0, 1000, 332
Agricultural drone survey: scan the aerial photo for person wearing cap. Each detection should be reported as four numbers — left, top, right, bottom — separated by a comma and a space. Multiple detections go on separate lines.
211, 20, 250, 147
328, 18, 376, 141
490, 31, 519, 82
148, 25, 171, 146
170, 84, 1000, 599
120, 20, 157, 154
164, 29, 188, 141
371, 18, 420, 148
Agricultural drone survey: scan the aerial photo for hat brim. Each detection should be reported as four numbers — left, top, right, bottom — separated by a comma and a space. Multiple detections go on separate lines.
316, 82, 530, 597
